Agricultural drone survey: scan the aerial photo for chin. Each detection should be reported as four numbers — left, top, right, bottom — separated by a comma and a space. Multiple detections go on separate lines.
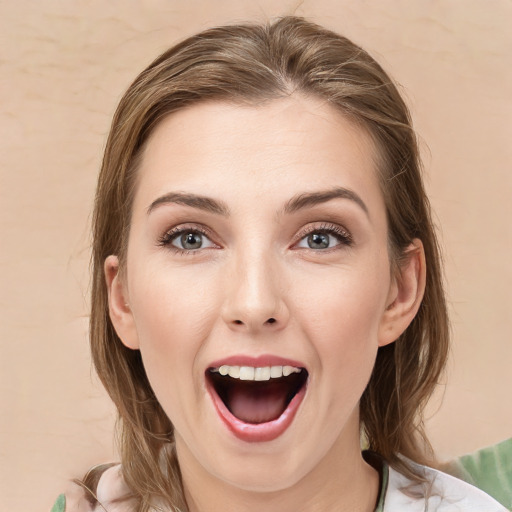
214, 456, 310, 493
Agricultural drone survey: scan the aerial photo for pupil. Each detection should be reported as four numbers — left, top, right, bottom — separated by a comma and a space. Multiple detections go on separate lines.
181, 232, 202, 249
308, 232, 329, 249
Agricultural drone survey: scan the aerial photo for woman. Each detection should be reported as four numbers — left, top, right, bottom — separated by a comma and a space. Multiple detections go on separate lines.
53, 16, 506, 512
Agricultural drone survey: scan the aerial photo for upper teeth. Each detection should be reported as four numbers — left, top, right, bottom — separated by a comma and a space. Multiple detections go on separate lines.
210, 365, 302, 381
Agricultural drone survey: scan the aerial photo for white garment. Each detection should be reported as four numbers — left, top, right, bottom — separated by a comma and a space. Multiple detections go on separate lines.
384, 461, 508, 511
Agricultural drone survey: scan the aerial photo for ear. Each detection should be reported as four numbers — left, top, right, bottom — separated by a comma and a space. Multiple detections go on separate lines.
378, 239, 426, 347
104, 255, 140, 350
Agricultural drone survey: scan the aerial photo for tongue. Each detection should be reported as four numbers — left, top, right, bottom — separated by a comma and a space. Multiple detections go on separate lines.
228, 381, 288, 424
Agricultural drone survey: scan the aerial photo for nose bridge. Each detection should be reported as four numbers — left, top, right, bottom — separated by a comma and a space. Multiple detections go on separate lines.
222, 240, 288, 332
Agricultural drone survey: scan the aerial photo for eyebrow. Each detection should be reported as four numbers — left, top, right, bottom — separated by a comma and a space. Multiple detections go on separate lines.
147, 186, 368, 217
147, 192, 230, 216
283, 187, 369, 216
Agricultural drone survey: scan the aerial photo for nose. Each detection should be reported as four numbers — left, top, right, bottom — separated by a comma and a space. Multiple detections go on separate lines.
221, 249, 289, 334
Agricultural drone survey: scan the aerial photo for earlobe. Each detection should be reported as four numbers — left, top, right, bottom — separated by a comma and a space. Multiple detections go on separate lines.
378, 239, 426, 347
104, 255, 140, 350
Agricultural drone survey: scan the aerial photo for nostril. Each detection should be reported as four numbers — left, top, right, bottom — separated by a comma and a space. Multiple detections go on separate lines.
230, 317, 277, 327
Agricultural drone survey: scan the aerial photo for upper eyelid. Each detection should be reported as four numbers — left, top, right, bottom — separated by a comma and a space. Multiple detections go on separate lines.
293, 222, 352, 240
157, 221, 352, 247
158, 223, 216, 246
163, 223, 214, 237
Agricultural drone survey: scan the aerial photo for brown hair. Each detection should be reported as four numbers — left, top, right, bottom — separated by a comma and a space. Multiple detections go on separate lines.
89, 15, 449, 511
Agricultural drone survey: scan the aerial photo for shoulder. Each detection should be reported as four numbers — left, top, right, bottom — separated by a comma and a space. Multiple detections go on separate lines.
383, 461, 509, 511
51, 483, 95, 512
95, 464, 135, 510
53, 464, 137, 512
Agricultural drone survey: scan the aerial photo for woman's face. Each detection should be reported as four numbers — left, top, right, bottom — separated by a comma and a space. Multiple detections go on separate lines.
107, 96, 411, 493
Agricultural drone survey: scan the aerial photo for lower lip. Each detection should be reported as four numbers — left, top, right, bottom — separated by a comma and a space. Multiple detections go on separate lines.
206, 378, 307, 443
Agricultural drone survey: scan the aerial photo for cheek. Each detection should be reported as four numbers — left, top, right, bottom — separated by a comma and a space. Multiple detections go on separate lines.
293, 263, 389, 339
127, 267, 220, 408
131, 264, 220, 342
290, 263, 389, 383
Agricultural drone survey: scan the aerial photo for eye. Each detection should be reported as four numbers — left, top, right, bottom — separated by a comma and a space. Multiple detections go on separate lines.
159, 226, 217, 252
295, 224, 352, 250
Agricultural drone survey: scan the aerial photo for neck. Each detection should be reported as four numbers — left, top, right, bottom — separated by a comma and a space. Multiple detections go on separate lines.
178, 429, 379, 512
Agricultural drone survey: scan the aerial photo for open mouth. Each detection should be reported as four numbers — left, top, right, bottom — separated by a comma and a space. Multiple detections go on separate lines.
207, 365, 309, 425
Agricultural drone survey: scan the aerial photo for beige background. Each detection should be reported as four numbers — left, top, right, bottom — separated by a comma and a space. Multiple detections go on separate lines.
1, 1, 511, 510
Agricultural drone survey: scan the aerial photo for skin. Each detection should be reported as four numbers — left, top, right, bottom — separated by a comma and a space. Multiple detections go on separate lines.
106, 96, 425, 512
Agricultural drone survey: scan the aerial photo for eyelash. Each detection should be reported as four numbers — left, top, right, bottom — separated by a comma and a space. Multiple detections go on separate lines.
293, 222, 353, 250
157, 222, 353, 255
157, 225, 217, 255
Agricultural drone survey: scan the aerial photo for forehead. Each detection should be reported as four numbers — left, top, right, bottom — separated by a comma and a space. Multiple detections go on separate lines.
134, 95, 383, 216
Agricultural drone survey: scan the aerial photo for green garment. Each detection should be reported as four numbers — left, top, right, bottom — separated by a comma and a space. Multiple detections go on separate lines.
51, 494, 65, 512
445, 438, 512, 510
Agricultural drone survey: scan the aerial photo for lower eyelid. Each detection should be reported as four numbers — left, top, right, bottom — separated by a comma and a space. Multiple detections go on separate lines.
295, 234, 348, 250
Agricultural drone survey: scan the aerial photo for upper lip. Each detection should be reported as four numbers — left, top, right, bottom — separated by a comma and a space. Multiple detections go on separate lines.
206, 354, 307, 371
